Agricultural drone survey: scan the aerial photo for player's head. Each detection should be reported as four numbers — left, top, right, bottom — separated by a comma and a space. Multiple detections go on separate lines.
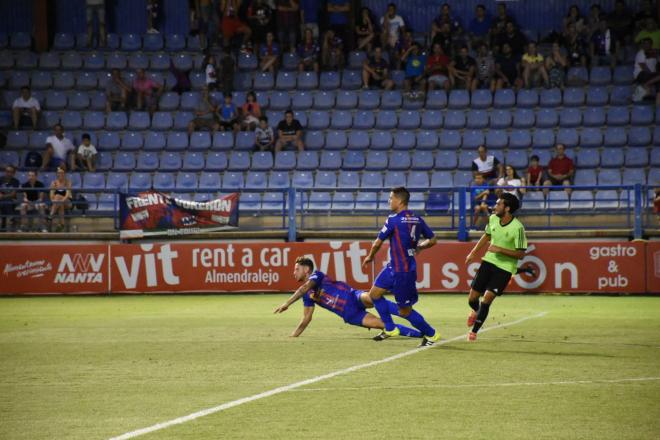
494, 193, 520, 217
293, 256, 314, 282
389, 186, 410, 211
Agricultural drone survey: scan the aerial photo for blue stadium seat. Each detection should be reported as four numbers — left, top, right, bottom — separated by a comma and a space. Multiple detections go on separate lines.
31, 71, 52, 89
190, 72, 206, 90
390, 70, 405, 89
630, 105, 654, 126
61, 52, 83, 70
576, 147, 600, 167
83, 52, 105, 70
439, 130, 461, 149
118, 132, 142, 151
41, 110, 60, 128
490, 109, 512, 129
340, 131, 367, 152
199, 172, 222, 189
384, 171, 406, 188
315, 171, 337, 188
297, 151, 318, 170
165, 34, 186, 51
603, 127, 627, 146
504, 150, 528, 169
435, 151, 458, 170
307, 192, 331, 211
582, 107, 606, 127
628, 127, 651, 146
612, 65, 633, 85
67, 91, 90, 111
9, 71, 30, 89
512, 108, 535, 128
462, 129, 485, 149
249, 151, 272, 170
274, 151, 296, 170
53, 33, 74, 50
268, 91, 291, 111
411, 151, 434, 170
598, 169, 622, 186
426, 90, 447, 109
136, 152, 159, 171
281, 52, 300, 71
313, 90, 335, 109
622, 168, 646, 185
420, 110, 443, 129
76, 72, 98, 90
540, 88, 562, 107
573, 169, 596, 186
105, 112, 127, 130
654, 127, 660, 145
448, 90, 469, 109
444, 110, 466, 129
606, 106, 630, 126
336, 90, 358, 109
352, 110, 375, 129
398, 110, 420, 129
235, 132, 255, 151
205, 152, 227, 171
336, 171, 358, 188
600, 149, 624, 168
121, 34, 142, 51
0, 51, 13, 70
389, 151, 411, 170
180, 92, 200, 111
158, 92, 180, 111
9, 31, 29, 49
517, 89, 538, 107
650, 168, 660, 184
547, 191, 569, 210
348, 51, 367, 69
416, 131, 438, 150
457, 150, 476, 169
262, 192, 286, 211
366, 151, 388, 170
355, 192, 377, 210
326, 130, 347, 149
586, 87, 608, 106
160, 152, 182, 171
298, 72, 318, 90
80, 111, 103, 130
319, 150, 341, 170
536, 108, 558, 128
556, 128, 578, 147
569, 190, 593, 210
370, 131, 393, 150
173, 112, 194, 130
150, 112, 173, 130
486, 130, 508, 149
566, 66, 589, 86
471, 89, 492, 109
589, 66, 612, 85
375, 110, 397, 129
113, 151, 135, 171
466, 110, 488, 129
227, 151, 250, 171
292, 171, 314, 188
319, 71, 340, 90
245, 171, 267, 189
610, 85, 631, 105
402, 92, 424, 110
182, 151, 205, 171
222, 172, 244, 189
291, 91, 313, 110
331, 110, 353, 129
559, 108, 582, 128
44, 90, 66, 110
304, 131, 324, 150
107, 172, 129, 189
15, 53, 37, 71
165, 132, 188, 151
238, 52, 258, 70
127, 52, 149, 70
453, 170, 473, 186
430, 171, 453, 187
176, 172, 198, 191
563, 87, 584, 107
107, 52, 127, 70
149, 53, 170, 70
0, 150, 19, 168
82, 172, 105, 191
6, 131, 28, 149
89, 91, 106, 110
381, 90, 403, 109
579, 127, 603, 148
532, 129, 555, 149
60, 111, 82, 130
276, 71, 296, 90
493, 89, 515, 108
254, 72, 274, 91
624, 147, 648, 167
128, 112, 150, 130
507, 129, 531, 149
93, 152, 112, 171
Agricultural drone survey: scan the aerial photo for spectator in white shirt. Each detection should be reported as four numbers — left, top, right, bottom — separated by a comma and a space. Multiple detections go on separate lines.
12, 86, 40, 130
380, 3, 405, 50
75, 133, 98, 172
632, 38, 660, 101
496, 165, 525, 199
41, 124, 75, 171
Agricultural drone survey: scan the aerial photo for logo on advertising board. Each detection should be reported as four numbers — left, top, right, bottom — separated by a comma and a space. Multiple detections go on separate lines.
3, 259, 53, 279
54, 253, 105, 283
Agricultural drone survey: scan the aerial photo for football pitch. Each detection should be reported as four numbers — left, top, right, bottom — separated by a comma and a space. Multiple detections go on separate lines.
1, 295, 659, 440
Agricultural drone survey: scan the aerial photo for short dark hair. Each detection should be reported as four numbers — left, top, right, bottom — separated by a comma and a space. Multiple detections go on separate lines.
223, 92, 232, 98
82, 133, 91, 141
285, 109, 294, 115
530, 155, 540, 162
20, 86, 29, 91
295, 256, 314, 271
388, 3, 396, 9
259, 116, 268, 122
391, 186, 410, 205
501, 192, 520, 214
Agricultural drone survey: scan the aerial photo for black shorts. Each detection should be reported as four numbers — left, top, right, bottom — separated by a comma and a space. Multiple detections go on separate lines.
471, 260, 512, 296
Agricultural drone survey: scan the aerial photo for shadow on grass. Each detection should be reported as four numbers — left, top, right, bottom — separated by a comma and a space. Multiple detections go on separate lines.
437, 344, 617, 358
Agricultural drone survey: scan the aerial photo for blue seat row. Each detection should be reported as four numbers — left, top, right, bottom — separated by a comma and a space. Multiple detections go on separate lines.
51, 33, 202, 52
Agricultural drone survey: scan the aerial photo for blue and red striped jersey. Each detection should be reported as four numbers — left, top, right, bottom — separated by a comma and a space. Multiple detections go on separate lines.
377, 210, 435, 273
302, 271, 361, 318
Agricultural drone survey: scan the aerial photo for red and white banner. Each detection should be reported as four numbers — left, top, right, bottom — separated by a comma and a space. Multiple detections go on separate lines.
0, 241, 656, 295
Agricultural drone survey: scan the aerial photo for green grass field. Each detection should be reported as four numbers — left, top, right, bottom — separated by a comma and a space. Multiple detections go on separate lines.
1, 295, 659, 440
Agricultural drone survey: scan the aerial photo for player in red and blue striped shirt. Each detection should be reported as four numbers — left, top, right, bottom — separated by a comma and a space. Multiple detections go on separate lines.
362, 187, 441, 346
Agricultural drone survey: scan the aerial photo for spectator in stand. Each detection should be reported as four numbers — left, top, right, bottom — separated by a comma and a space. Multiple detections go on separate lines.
188, 88, 220, 135
432, 22, 454, 58
490, 2, 516, 52
635, 18, 660, 49
41, 124, 75, 171
362, 46, 394, 90
18, 170, 47, 233
395, 29, 414, 70
105, 69, 130, 112
218, 92, 240, 133
49, 167, 72, 232
468, 4, 492, 48
543, 143, 575, 195
562, 22, 589, 67
522, 42, 548, 88
546, 42, 568, 89
193, 0, 214, 50
275, 110, 304, 152
133, 68, 163, 113
300, 0, 320, 39
526, 155, 544, 190
635, 0, 656, 29
632, 38, 660, 102
0, 165, 19, 232
426, 42, 451, 92
563, 4, 585, 36
449, 45, 476, 90
248, 0, 274, 50
241, 91, 262, 131
327, 0, 351, 49
12, 86, 40, 130
298, 28, 320, 73
608, 0, 634, 58
85, 0, 106, 47
496, 165, 524, 199
356, 7, 375, 52
472, 145, 503, 183
169, 60, 191, 95
494, 42, 522, 90
585, 4, 602, 38
495, 21, 527, 58
74, 133, 97, 172
402, 43, 427, 98
380, 3, 405, 52
255, 116, 275, 151
276, 0, 299, 52
590, 16, 617, 68
219, 47, 236, 93
321, 29, 345, 71
203, 54, 218, 91
473, 42, 496, 92
259, 31, 280, 74
220, 0, 252, 49
146, 0, 162, 33
471, 173, 496, 228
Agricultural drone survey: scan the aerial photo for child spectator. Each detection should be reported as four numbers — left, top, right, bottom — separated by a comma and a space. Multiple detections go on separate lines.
259, 31, 280, 74
218, 92, 240, 133
255, 116, 275, 151
471, 173, 495, 228
203, 54, 218, 91
526, 155, 544, 189
75, 133, 97, 172
297, 28, 320, 73
241, 91, 262, 130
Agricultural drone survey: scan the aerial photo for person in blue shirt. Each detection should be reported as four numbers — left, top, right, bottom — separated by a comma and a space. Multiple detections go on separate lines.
362, 187, 441, 346
402, 42, 427, 98
274, 256, 422, 339
218, 92, 239, 133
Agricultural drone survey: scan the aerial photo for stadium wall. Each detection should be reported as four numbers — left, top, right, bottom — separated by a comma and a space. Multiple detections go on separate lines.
1, 240, 658, 295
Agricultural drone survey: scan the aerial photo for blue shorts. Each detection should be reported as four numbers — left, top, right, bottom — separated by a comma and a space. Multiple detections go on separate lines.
374, 265, 418, 307
341, 290, 368, 326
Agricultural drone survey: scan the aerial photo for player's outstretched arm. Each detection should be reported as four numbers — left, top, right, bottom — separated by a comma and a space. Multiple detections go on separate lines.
273, 279, 316, 314
416, 236, 437, 253
487, 244, 526, 259
465, 233, 491, 264
291, 306, 314, 337
362, 238, 383, 267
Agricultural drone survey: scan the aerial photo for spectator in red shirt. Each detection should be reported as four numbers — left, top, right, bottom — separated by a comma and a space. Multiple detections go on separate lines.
425, 42, 451, 92
544, 144, 575, 195
133, 68, 163, 112
526, 155, 544, 189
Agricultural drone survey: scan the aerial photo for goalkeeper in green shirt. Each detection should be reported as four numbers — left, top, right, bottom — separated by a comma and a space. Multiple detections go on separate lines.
465, 193, 528, 341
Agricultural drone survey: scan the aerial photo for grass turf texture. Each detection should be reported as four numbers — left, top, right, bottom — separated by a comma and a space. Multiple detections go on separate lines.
1, 295, 659, 440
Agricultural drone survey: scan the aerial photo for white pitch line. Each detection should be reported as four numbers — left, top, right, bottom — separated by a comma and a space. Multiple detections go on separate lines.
290, 377, 660, 393
108, 311, 548, 440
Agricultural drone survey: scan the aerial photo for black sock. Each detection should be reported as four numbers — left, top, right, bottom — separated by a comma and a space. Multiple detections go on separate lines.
469, 299, 480, 312
471, 302, 491, 333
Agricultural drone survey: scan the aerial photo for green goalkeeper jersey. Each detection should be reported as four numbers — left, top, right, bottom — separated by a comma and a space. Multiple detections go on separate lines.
482, 214, 528, 274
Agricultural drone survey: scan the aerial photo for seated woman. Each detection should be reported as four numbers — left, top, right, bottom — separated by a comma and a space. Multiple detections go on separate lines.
49, 167, 72, 232
496, 165, 525, 200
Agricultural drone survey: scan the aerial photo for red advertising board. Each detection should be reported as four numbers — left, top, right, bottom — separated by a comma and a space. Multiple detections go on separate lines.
0, 244, 108, 294
0, 241, 654, 295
